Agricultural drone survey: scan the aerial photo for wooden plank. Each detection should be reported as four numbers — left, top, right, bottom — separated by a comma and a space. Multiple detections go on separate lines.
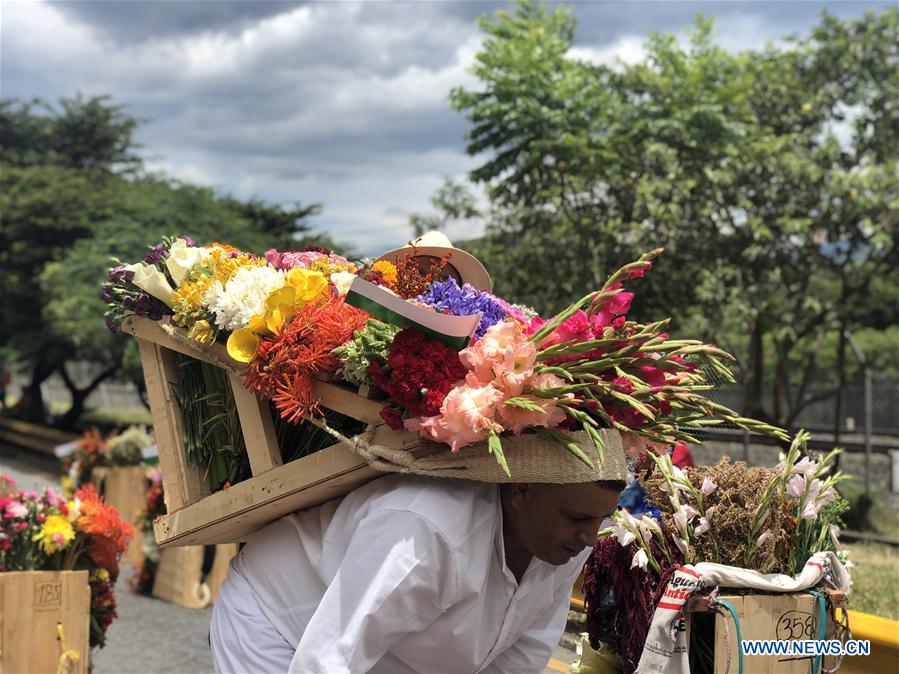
0, 570, 90, 674
151, 543, 237, 609
154, 426, 422, 547
123, 316, 233, 368
0, 429, 61, 456
312, 379, 386, 426
137, 340, 208, 511
229, 375, 282, 476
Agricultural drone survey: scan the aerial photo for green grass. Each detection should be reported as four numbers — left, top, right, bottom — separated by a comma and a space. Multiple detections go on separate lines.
844, 542, 899, 620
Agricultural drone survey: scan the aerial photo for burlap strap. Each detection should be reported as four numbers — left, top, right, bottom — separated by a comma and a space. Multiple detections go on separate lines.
304, 416, 627, 484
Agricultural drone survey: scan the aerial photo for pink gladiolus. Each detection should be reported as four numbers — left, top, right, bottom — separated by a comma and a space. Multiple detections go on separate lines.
828, 524, 841, 548
786, 474, 806, 499
701, 477, 718, 496
791, 457, 817, 478
694, 506, 717, 536
416, 384, 503, 452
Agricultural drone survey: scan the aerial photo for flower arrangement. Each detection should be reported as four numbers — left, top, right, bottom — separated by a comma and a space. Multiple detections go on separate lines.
103, 239, 786, 483
130, 469, 165, 595
62, 426, 153, 496
0, 474, 134, 648
584, 431, 850, 674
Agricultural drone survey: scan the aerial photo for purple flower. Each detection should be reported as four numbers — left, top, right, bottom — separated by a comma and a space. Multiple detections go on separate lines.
142, 242, 170, 265
179, 235, 196, 247
415, 278, 510, 339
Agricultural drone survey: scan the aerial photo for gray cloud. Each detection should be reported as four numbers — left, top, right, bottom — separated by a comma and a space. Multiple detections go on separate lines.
3, 0, 892, 256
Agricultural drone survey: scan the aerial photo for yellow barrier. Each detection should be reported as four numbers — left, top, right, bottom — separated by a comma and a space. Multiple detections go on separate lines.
838, 609, 899, 674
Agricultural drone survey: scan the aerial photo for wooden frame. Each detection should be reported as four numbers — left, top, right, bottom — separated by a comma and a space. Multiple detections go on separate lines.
0, 570, 90, 674
122, 316, 421, 547
151, 543, 239, 609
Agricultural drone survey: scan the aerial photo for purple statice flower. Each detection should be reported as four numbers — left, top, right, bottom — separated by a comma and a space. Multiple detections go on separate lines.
101, 264, 171, 332
415, 278, 510, 339
179, 235, 196, 247
142, 242, 170, 265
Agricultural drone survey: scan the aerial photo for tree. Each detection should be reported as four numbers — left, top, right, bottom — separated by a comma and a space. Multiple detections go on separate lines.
409, 178, 481, 237
450, 1, 898, 428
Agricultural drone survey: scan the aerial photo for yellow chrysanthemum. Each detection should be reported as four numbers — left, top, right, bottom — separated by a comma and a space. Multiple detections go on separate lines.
308, 258, 357, 277
187, 319, 216, 345
90, 567, 110, 583
371, 260, 398, 285
32, 514, 75, 555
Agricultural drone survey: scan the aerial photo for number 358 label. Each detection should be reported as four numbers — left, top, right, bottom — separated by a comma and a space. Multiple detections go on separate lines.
776, 611, 817, 641
34, 582, 62, 609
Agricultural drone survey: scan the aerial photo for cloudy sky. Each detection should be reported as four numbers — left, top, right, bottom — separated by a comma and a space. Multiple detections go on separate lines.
1, 0, 891, 255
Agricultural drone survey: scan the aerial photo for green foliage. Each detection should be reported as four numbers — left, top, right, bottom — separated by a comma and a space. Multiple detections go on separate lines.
450, 1, 899, 424
409, 178, 481, 237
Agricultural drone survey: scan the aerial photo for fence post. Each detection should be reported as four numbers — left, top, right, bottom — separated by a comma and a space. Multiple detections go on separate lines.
864, 367, 872, 495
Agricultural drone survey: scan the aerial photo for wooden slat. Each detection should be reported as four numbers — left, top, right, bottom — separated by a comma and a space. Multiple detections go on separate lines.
312, 379, 386, 425
229, 374, 282, 476
154, 426, 422, 546
137, 340, 208, 511
0, 417, 78, 443
123, 316, 233, 368
151, 543, 238, 609
0, 570, 89, 674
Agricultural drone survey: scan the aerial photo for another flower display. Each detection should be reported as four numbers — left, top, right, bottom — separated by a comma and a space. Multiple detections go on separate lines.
0, 475, 134, 649
584, 431, 850, 674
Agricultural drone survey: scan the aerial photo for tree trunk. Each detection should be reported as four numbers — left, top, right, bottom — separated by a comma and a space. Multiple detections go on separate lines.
20, 359, 56, 423
773, 339, 791, 428
57, 364, 119, 430
744, 319, 766, 419
832, 325, 848, 472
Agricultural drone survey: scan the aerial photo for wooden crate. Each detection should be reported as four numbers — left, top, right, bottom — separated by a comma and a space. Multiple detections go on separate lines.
121, 316, 423, 548
0, 570, 90, 674
685, 591, 846, 674
91, 465, 149, 566
152, 543, 239, 609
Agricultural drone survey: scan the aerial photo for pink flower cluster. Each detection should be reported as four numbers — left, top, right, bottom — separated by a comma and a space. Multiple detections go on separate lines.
264, 248, 352, 271
407, 321, 569, 451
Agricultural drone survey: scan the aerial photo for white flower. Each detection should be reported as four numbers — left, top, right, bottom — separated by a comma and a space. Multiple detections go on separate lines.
125, 262, 175, 307
612, 523, 636, 548
165, 239, 210, 286
700, 477, 717, 496
674, 537, 688, 558
205, 265, 286, 331
828, 524, 841, 548
330, 271, 357, 296
631, 548, 649, 570
756, 530, 772, 548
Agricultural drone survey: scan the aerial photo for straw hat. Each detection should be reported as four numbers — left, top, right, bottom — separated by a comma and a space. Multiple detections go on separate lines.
377, 231, 493, 292
352, 429, 628, 484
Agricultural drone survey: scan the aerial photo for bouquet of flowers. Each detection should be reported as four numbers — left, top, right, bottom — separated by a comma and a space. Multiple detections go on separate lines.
130, 469, 165, 595
103, 237, 786, 482
0, 474, 134, 648
584, 431, 850, 673
62, 426, 153, 496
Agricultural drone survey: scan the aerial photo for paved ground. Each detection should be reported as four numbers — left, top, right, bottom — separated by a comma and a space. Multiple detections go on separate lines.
1, 448, 579, 673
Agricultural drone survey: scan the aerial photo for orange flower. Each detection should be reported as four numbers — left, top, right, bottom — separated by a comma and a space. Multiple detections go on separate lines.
74, 484, 134, 575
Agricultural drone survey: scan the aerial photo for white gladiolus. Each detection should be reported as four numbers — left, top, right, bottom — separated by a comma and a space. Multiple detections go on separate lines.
631, 548, 649, 570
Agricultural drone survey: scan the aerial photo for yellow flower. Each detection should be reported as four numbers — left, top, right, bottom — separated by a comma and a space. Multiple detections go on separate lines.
187, 319, 216, 345
90, 568, 110, 583
285, 268, 329, 303
372, 260, 398, 285
60, 475, 74, 499
227, 328, 262, 363
65, 498, 82, 523
32, 514, 75, 555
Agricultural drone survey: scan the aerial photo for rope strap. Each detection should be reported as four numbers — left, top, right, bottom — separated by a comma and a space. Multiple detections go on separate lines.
712, 598, 744, 674
56, 623, 80, 674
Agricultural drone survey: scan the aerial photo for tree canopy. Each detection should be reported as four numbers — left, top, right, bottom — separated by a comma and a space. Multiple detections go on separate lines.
450, 1, 898, 427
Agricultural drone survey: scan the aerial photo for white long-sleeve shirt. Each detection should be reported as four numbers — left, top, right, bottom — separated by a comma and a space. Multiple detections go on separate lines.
210, 474, 589, 673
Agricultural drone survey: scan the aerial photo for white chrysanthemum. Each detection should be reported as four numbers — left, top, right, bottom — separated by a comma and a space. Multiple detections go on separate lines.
205, 265, 286, 331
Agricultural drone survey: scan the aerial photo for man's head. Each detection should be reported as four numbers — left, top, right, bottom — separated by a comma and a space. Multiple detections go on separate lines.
501, 480, 624, 566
